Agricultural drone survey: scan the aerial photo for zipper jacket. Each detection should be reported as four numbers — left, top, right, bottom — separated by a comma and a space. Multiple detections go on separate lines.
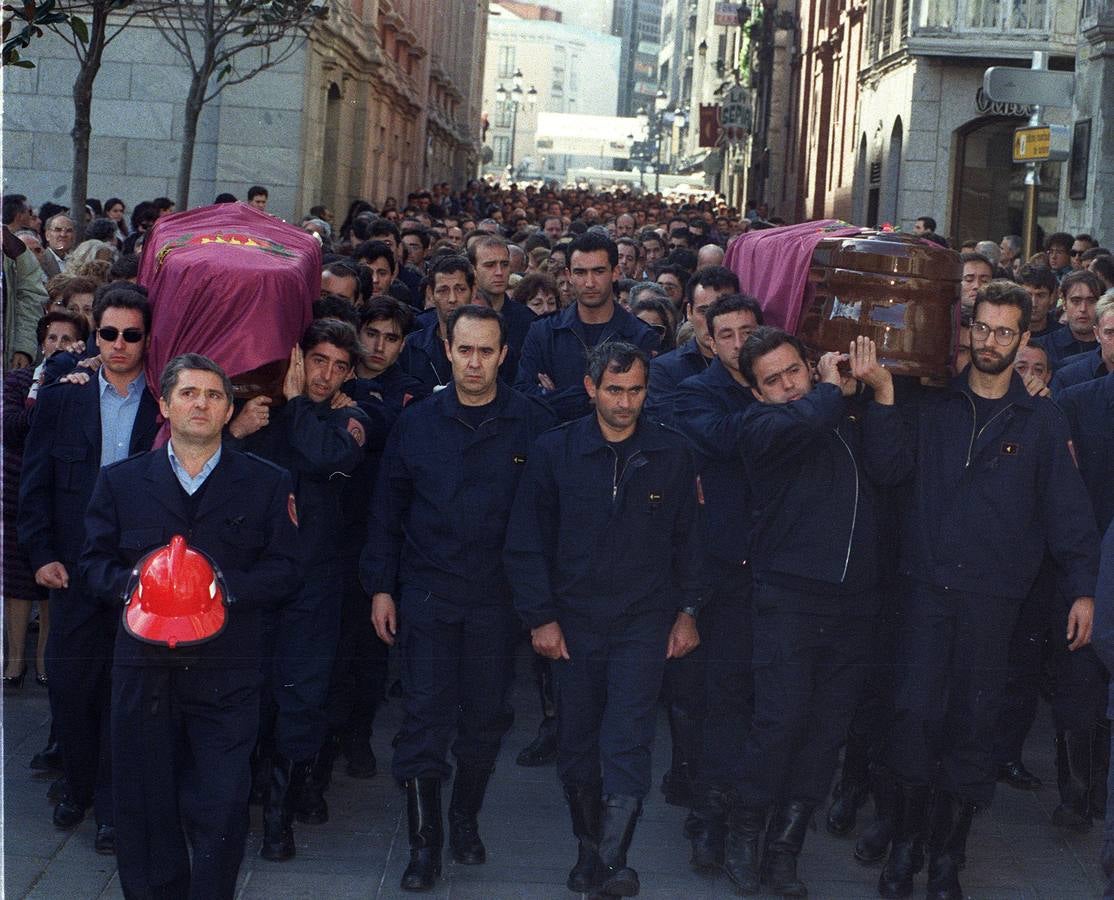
893, 370, 1099, 601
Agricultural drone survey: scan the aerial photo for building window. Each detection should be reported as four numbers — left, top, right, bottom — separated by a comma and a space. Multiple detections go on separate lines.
552, 47, 566, 96
495, 104, 513, 128
493, 136, 510, 166
498, 45, 516, 77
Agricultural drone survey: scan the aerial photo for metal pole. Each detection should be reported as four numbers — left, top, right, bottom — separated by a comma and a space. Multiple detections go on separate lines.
1021, 51, 1047, 261
654, 115, 662, 193
509, 101, 518, 177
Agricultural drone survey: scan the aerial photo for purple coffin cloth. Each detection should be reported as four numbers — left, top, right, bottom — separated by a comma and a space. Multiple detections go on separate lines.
724, 220, 863, 334
138, 203, 319, 410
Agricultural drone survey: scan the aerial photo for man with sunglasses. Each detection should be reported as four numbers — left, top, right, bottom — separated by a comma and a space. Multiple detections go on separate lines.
877, 280, 1099, 900
19, 288, 160, 853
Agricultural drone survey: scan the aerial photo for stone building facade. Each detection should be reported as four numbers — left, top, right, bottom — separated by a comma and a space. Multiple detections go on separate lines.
2, 0, 488, 222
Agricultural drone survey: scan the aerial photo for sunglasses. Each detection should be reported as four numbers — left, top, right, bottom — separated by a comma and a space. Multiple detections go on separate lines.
97, 326, 145, 343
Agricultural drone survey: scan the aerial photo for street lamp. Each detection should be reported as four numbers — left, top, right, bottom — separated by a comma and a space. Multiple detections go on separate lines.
495, 68, 537, 181
652, 90, 668, 192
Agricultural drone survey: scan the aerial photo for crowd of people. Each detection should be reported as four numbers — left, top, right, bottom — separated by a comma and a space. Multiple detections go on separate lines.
2, 179, 1114, 900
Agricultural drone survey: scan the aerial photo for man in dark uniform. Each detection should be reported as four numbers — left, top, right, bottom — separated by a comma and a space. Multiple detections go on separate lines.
515, 231, 659, 422
79, 354, 302, 900
399, 255, 474, 394
881, 281, 1099, 900
723, 329, 905, 897
468, 234, 538, 355
670, 293, 762, 869
505, 342, 703, 898
226, 318, 371, 860
18, 287, 160, 852
362, 305, 556, 891
1034, 270, 1104, 370
1050, 295, 1114, 394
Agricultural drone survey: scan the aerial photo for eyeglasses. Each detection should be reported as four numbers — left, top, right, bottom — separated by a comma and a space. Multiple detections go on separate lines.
970, 321, 1018, 346
97, 326, 145, 343
1070, 250, 1084, 257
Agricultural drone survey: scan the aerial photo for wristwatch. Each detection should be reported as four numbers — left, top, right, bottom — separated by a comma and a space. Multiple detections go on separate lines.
678, 605, 698, 619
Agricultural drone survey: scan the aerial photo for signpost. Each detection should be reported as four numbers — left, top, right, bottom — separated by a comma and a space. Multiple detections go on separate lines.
1011, 125, 1070, 164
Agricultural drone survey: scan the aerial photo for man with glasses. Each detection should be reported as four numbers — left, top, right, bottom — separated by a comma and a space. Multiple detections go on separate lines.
19, 288, 159, 853
1035, 270, 1105, 371
1072, 234, 1097, 271
878, 280, 1099, 900
1046, 232, 1075, 281
43, 213, 76, 277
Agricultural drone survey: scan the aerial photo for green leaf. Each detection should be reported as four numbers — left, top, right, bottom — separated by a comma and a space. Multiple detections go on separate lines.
13, 57, 33, 66
241, 22, 255, 36
217, 63, 232, 80
69, 14, 87, 43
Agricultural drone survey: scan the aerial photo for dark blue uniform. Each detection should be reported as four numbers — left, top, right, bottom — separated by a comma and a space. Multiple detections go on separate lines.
17, 377, 159, 830
671, 360, 754, 795
229, 395, 369, 764
734, 383, 905, 808
399, 319, 452, 395
1091, 522, 1114, 893
514, 302, 659, 421
645, 338, 711, 425
504, 413, 704, 797
361, 382, 557, 779
887, 371, 1100, 802
1034, 327, 1099, 371
79, 446, 301, 900
1051, 347, 1108, 395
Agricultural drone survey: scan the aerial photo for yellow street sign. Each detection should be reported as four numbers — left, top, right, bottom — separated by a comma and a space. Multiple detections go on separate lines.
1013, 126, 1051, 162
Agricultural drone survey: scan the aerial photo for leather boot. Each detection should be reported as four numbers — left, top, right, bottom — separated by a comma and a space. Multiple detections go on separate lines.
295, 738, 337, 825
723, 800, 767, 895
260, 755, 297, 861
1092, 720, 1110, 820
597, 794, 642, 897
661, 703, 698, 808
448, 764, 492, 865
855, 765, 897, 865
517, 659, 558, 767
924, 791, 972, 900
761, 800, 811, 897
690, 784, 730, 872
30, 724, 63, 773
877, 781, 929, 898
563, 782, 601, 892
827, 732, 871, 836
1053, 728, 1096, 831
343, 725, 378, 778
401, 777, 442, 891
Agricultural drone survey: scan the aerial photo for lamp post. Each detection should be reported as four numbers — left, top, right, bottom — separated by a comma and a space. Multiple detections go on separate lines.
635, 90, 670, 193
495, 68, 537, 181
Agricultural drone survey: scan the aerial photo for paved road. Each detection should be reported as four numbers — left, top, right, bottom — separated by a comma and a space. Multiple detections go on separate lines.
3, 642, 1105, 898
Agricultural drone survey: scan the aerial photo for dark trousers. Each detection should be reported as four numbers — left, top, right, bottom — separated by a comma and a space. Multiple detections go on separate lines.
1051, 595, 1108, 732
324, 560, 389, 738
47, 585, 115, 824
1101, 688, 1114, 899
392, 588, 518, 780
262, 565, 342, 762
888, 582, 1019, 803
112, 665, 260, 900
736, 582, 874, 806
993, 586, 1048, 764
555, 606, 674, 797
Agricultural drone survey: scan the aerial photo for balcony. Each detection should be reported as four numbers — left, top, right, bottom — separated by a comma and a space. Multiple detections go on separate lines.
866, 0, 1077, 66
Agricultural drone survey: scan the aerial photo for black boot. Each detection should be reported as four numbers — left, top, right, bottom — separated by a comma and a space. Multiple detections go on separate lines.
1053, 728, 1097, 831
661, 703, 698, 808
1093, 720, 1110, 821
924, 791, 972, 900
260, 755, 297, 861
517, 659, 558, 767
448, 764, 492, 865
877, 781, 929, 898
295, 738, 337, 825
723, 800, 767, 895
30, 724, 63, 773
343, 725, 378, 778
761, 800, 811, 897
401, 777, 442, 891
563, 782, 601, 892
690, 784, 730, 872
855, 766, 897, 865
597, 794, 641, 897
827, 733, 871, 836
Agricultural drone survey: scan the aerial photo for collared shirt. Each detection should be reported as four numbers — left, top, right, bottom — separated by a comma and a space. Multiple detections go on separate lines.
99, 369, 147, 466
167, 440, 222, 495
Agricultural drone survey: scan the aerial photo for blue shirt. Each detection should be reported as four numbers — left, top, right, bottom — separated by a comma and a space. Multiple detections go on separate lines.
167, 441, 222, 496
99, 369, 147, 466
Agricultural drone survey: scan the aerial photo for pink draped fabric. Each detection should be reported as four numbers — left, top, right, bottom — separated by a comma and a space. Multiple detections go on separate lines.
724, 220, 863, 334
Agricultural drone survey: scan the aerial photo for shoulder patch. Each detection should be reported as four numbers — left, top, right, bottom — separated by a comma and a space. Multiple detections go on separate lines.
346, 416, 366, 447
288, 493, 299, 526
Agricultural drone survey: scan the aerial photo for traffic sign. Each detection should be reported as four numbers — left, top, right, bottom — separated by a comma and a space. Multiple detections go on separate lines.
984, 67, 1074, 108
1012, 124, 1070, 163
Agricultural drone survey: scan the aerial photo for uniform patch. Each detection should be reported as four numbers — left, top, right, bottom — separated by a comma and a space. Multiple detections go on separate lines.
1001, 442, 1020, 456
288, 493, 299, 527
695, 476, 705, 506
346, 417, 366, 447
1067, 439, 1078, 468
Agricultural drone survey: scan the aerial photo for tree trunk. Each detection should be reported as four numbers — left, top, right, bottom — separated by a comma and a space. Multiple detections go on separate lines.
69, 7, 109, 243
176, 77, 207, 210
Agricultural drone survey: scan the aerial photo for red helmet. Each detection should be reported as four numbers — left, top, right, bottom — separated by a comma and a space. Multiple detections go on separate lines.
123, 535, 228, 648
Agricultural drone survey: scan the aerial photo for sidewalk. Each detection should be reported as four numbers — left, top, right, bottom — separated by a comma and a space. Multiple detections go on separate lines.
3, 644, 1105, 898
